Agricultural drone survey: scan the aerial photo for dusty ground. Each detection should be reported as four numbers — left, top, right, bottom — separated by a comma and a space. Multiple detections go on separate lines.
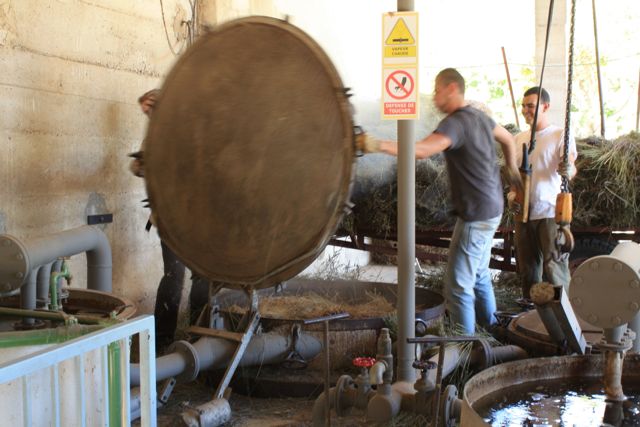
143, 379, 383, 427
136, 372, 431, 427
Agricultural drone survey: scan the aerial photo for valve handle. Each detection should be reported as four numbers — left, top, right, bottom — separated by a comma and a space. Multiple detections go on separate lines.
412, 359, 437, 371
352, 357, 376, 368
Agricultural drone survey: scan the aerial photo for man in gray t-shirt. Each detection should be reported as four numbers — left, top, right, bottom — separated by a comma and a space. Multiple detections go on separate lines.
360, 68, 521, 334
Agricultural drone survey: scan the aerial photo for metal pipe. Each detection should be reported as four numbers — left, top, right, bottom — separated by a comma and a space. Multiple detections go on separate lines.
501, 46, 521, 129
129, 331, 322, 386
395, 0, 416, 385
20, 269, 38, 326
629, 312, 640, 353
603, 350, 625, 401
636, 70, 640, 132
36, 262, 56, 306
0, 225, 112, 293
49, 261, 71, 311
591, 0, 605, 137
0, 306, 111, 325
312, 341, 522, 426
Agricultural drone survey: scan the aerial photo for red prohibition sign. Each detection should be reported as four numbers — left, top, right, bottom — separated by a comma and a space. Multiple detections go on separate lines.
386, 70, 414, 100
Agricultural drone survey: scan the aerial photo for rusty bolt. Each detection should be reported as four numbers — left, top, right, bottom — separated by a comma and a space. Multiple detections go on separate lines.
589, 262, 600, 271
15, 253, 23, 261
573, 277, 583, 286
572, 297, 583, 307
631, 280, 640, 289
15, 272, 23, 279
588, 314, 599, 323
612, 316, 622, 325
613, 262, 623, 272
630, 302, 640, 311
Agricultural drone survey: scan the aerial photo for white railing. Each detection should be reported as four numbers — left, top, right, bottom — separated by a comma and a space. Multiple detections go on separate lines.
0, 315, 157, 427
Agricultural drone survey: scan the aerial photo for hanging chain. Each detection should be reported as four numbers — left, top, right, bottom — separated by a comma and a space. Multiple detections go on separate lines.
561, 0, 577, 193
529, 0, 556, 155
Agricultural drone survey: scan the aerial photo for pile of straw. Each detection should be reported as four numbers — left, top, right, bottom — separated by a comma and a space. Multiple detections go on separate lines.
228, 290, 394, 320
346, 131, 640, 234
572, 132, 640, 228
347, 155, 455, 236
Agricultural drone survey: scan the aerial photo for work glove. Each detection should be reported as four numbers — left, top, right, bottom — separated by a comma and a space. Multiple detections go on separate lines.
355, 133, 381, 154
557, 161, 576, 179
507, 191, 521, 214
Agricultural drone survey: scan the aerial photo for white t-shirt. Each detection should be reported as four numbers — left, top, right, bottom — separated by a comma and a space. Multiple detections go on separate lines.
515, 124, 577, 220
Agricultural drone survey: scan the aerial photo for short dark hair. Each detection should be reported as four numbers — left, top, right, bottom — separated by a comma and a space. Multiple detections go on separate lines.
523, 86, 550, 104
436, 68, 465, 95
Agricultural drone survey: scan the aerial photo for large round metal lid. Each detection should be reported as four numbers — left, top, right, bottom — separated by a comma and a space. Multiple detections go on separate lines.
144, 17, 355, 290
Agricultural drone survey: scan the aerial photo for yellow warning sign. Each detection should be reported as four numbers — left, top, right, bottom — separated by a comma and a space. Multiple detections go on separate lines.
385, 18, 415, 45
384, 45, 417, 58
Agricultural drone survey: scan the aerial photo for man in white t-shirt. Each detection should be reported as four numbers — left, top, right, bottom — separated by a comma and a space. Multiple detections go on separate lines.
509, 87, 577, 299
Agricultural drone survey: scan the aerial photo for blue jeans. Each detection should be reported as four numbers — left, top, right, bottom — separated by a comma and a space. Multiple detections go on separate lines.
444, 215, 500, 334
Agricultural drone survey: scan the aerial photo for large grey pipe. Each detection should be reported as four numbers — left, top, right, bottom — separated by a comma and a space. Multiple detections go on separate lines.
0, 225, 112, 295
129, 331, 322, 386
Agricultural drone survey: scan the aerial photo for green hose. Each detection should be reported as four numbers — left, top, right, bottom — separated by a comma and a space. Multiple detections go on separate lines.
49, 261, 72, 311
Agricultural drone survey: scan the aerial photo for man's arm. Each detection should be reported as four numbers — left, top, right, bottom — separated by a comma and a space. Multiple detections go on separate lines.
494, 124, 522, 190
377, 133, 451, 159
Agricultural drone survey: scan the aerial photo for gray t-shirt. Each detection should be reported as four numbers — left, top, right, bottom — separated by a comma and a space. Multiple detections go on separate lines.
434, 106, 503, 221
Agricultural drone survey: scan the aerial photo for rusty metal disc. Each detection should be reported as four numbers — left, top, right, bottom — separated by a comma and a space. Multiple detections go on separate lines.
145, 17, 355, 290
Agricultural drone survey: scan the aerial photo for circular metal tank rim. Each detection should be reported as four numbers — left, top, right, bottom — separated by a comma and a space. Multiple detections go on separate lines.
462, 353, 640, 426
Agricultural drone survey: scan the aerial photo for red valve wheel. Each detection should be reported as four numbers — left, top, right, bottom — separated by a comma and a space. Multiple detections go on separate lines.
352, 357, 376, 368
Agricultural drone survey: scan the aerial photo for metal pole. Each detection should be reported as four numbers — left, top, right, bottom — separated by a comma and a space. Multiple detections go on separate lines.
501, 46, 521, 129
592, 0, 605, 137
636, 68, 640, 132
396, 0, 416, 384
323, 321, 330, 427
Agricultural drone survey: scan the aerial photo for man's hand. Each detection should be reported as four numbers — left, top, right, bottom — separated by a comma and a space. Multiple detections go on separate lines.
507, 191, 521, 214
504, 165, 523, 192
129, 158, 145, 178
355, 133, 381, 154
557, 161, 576, 179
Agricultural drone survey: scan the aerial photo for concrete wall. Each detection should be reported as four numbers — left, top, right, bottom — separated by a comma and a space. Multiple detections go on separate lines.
535, 0, 569, 127
0, 0, 287, 314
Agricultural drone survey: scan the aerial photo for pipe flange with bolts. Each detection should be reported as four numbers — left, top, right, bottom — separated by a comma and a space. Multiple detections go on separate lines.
0, 236, 29, 293
167, 340, 200, 382
470, 339, 492, 371
439, 384, 458, 427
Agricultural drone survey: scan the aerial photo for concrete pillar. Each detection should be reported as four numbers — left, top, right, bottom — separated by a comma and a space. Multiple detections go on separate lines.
535, 0, 569, 127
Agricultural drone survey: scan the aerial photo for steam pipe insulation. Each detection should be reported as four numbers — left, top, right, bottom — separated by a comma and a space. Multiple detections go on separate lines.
0, 225, 112, 293
129, 331, 322, 386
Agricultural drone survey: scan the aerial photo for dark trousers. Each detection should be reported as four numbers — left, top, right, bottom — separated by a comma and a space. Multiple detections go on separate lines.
515, 218, 571, 299
154, 241, 209, 349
